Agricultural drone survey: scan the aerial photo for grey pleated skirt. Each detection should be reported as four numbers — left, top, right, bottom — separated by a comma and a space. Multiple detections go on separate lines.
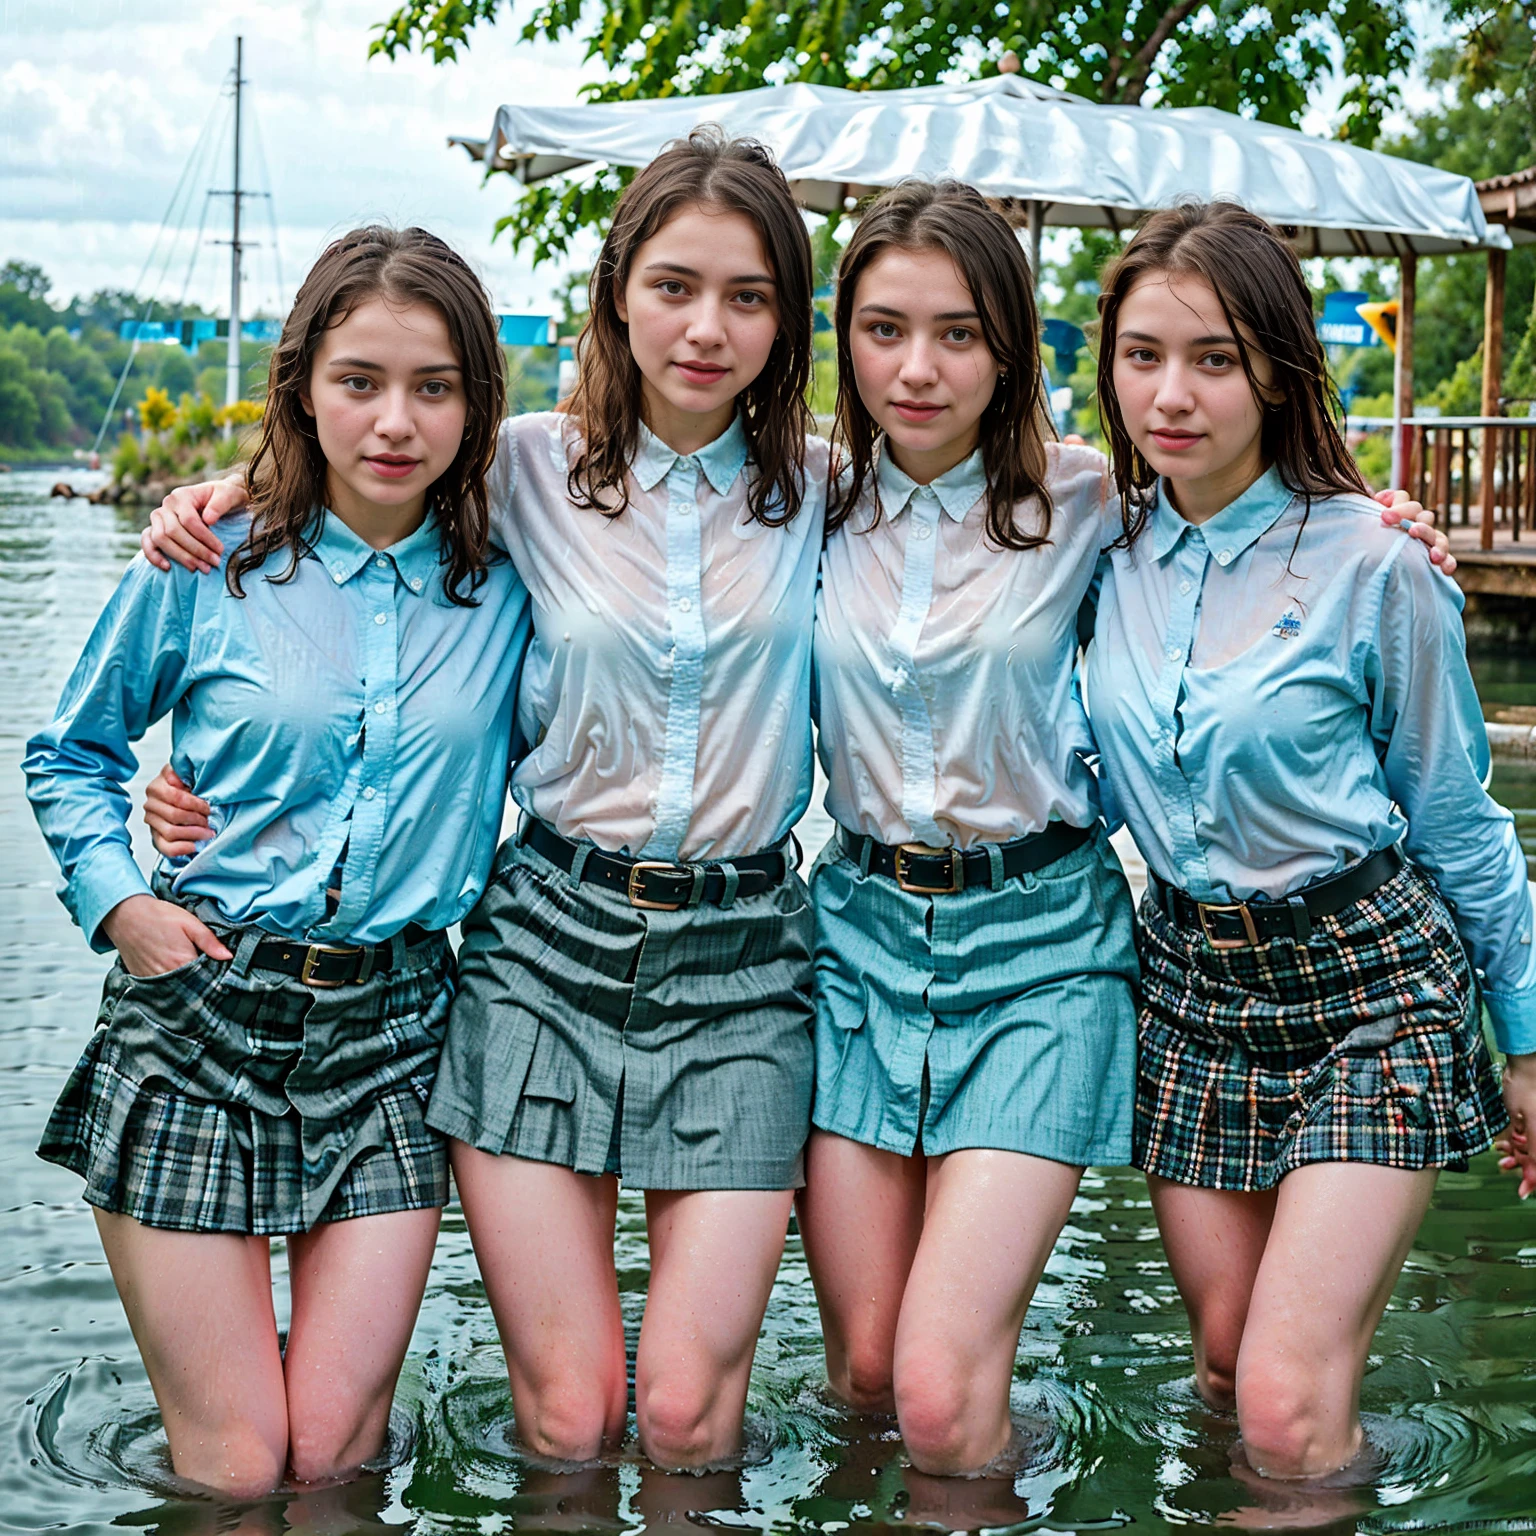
427, 833, 816, 1190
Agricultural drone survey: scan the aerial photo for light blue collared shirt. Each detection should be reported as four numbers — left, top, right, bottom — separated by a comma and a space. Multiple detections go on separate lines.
816, 439, 1114, 847
24, 511, 531, 948
491, 412, 826, 861
1085, 467, 1536, 1054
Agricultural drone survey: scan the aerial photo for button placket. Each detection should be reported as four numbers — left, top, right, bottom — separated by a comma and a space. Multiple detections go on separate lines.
1156, 533, 1213, 884
889, 498, 942, 842
647, 460, 707, 858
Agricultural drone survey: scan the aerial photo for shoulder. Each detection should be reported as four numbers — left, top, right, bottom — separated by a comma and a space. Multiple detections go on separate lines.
1288, 491, 1413, 576
803, 432, 833, 482
502, 410, 579, 465
1044, 439, 1110, 505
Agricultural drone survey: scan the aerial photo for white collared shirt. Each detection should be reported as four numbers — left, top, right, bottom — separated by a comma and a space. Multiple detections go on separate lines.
490, 412, 827, 861
815, 439, 1115, 848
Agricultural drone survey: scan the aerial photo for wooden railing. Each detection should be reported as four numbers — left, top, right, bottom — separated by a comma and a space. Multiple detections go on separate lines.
1403, 416, 1536, 548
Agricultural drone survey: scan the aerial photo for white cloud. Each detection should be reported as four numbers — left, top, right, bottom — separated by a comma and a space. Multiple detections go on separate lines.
0, 0, 598, 313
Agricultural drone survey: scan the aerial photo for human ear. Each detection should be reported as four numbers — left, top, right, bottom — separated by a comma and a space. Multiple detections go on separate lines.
614, 278, 630, 326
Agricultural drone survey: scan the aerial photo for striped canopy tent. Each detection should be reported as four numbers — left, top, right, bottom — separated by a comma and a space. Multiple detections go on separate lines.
454, 71, 1516, 485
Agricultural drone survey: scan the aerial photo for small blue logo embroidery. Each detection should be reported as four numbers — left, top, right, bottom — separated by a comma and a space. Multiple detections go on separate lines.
1271, 607, 1303, 640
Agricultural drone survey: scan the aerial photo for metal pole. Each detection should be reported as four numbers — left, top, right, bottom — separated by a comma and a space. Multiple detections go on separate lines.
1026, 200, 1045, 296
223, 36, 244, 434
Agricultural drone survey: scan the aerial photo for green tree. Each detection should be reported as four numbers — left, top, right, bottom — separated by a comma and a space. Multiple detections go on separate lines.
371, 0, 1414, 259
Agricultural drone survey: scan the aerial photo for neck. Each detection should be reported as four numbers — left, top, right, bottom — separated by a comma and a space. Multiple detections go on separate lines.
1163, 441, 1268, 526
640, 382, 735, 458
885, 424, 979, 487
324, 476, 429, 550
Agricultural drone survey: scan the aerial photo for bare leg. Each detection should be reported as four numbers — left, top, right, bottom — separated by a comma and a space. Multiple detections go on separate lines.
1234, 1162, 1437, 1478
449, 1142, 628, 1461
93, 1209, 288, 1497
796, 1130, 927, 1412
892, 1150, 1082, 1475
634, 1187, 795, 1469
1147, 1176, 1278, 1407
282, 1206, 442, 1483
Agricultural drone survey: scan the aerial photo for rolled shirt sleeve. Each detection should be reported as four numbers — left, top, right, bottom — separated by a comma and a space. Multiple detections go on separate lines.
1368, 545, 1536, 1055
22, 555, 196, 949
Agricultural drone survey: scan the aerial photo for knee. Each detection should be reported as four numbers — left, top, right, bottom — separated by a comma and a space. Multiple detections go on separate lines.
286, 1417, 374, 1486
1235, 1366, 1331, 1478
829, 1341, 897, 1415
895, 1371, 984, 1475
637, 1378, 727, 1470
173, 1423, 287, 1499
517, 1380, 626, 1464
1195, 1347, 1240, 1409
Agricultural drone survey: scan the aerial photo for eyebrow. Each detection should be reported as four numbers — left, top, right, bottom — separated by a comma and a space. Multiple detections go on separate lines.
328, 357, 463, 373
643, 261, 776, 285
1120, 330, 1237, 347
858, 304, 980, 321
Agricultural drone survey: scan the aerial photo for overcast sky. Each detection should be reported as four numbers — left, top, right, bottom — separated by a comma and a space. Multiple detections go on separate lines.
0, 0, 599, 318
2, 0, 1453, 322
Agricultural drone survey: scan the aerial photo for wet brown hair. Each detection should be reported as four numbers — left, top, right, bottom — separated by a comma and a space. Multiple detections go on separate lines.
1096, 200, 1367, 547
228, 224, 504, 603
563, 127, 814, 526
828, 180, 1054, 549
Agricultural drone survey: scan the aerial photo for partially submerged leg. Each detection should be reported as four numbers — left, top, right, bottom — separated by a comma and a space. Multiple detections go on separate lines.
1234, 1162, 1437, 1479
450, 1142, 627, 1461
796, 1129, 927, 1413
634, 1187, 795, 1469
892, 1149, 1082, 1475
282, 1206, 442, 1483
1147, 1175, 1278, 1408
93, 1209, 288, 1498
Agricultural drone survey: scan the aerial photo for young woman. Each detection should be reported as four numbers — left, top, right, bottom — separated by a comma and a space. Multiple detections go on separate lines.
139, 130, 827, 1474
1085, 200, 1536, 1481
797, 182, 1453, 1480
24, 226, 531, 1496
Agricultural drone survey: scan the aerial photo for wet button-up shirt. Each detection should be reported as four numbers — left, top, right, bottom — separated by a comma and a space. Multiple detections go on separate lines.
492, 412, 826, 862
1086, 466, 1536, 1055
815, 439, 1113, 848
25, 511, 531, 949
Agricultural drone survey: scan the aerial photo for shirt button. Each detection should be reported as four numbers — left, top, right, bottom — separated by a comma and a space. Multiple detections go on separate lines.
374, 612, 388, 625
678, 597, 693, 613
410, 577, 423, 591
373, 701, 388, 715
563, 631, 572, 643
375, 557, 388, 569
1217, 549, 1233, 565
362, 786, 377, 800
332, 567, 346, 583
678, 501, 695, 514
1166, 645, 1182, 661
914, 523, 932, 540
1179, 580, 1192, 595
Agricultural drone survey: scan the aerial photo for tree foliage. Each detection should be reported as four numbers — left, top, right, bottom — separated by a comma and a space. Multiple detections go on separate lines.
372, 0, 1414, 258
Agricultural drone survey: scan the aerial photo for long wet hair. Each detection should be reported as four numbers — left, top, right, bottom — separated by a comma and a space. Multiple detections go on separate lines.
828, 180, 1055, 549
1096, 200, 1367, 547
563, 128, 814, 526
228, 225, 504, 604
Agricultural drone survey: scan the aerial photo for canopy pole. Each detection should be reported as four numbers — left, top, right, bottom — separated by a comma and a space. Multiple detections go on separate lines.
1391, 251, 1417, 491
1026, 201, 1045, 295
1480, 247, 1506, 550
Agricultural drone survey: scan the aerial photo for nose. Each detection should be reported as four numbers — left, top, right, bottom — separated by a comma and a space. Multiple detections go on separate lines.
683, 294, 728, 349
897, 336, 939, 388
1152, 359, 1196, 416
373, 384, 416, 442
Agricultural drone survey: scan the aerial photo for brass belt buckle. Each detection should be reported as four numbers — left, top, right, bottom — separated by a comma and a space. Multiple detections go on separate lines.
1196, 901, 1259, 950
894, 843, 960, 895
626, 861, 688, 911
300, 943, 364, 988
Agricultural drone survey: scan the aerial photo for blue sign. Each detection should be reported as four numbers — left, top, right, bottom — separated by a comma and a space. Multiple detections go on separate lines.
498, 314, 555, 347
1041, 317, 1086, 379
1317, 291, 1380, 348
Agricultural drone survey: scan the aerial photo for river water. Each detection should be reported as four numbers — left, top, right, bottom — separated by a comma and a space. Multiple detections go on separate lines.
3, 467, 1533, 1536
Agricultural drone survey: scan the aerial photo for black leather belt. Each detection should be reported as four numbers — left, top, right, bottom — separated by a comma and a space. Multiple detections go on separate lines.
251, 923, 440, 988
837, 820, 1093, 894
1149, 842, 1405, 949
522, 817, 793, 911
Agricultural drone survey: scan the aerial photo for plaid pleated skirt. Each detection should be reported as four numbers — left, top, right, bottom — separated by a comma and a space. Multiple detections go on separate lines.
427, 832, 815, 1190
1134, 859, 1508, 1191
38, 929, 454, 1234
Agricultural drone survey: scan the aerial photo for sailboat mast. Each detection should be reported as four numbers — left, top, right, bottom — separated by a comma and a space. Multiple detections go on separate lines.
224, 35, 244, 421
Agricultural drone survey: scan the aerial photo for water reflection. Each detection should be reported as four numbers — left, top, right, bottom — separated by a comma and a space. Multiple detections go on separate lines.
4, 469, 1536, 1535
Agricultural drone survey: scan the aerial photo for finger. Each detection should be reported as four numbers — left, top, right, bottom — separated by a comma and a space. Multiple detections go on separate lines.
188, 919, 234, 962
165, 512, 221, 569
151, 838, 207, 859
160, 764, 186, 790
140, 526, 172, 571
172, 500, 227, 554
160, 784, 212, 815
153, 510, 215, 574
202, 482, 246, 527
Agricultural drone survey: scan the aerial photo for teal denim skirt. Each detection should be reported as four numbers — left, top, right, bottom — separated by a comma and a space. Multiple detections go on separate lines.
810, 822, 1138, 1166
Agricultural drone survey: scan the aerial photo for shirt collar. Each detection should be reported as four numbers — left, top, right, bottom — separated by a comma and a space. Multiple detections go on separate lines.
1148, 464, 1295, 563
875, 439, 986, 523
311, 508, 442, 596
633, 414, 750, 496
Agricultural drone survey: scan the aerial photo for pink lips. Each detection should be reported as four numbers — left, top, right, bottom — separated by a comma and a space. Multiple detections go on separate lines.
893, 401, 944, 423
675, 360, 728, 385
1150, 430, 1202, 452
365, 455, 420, 479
